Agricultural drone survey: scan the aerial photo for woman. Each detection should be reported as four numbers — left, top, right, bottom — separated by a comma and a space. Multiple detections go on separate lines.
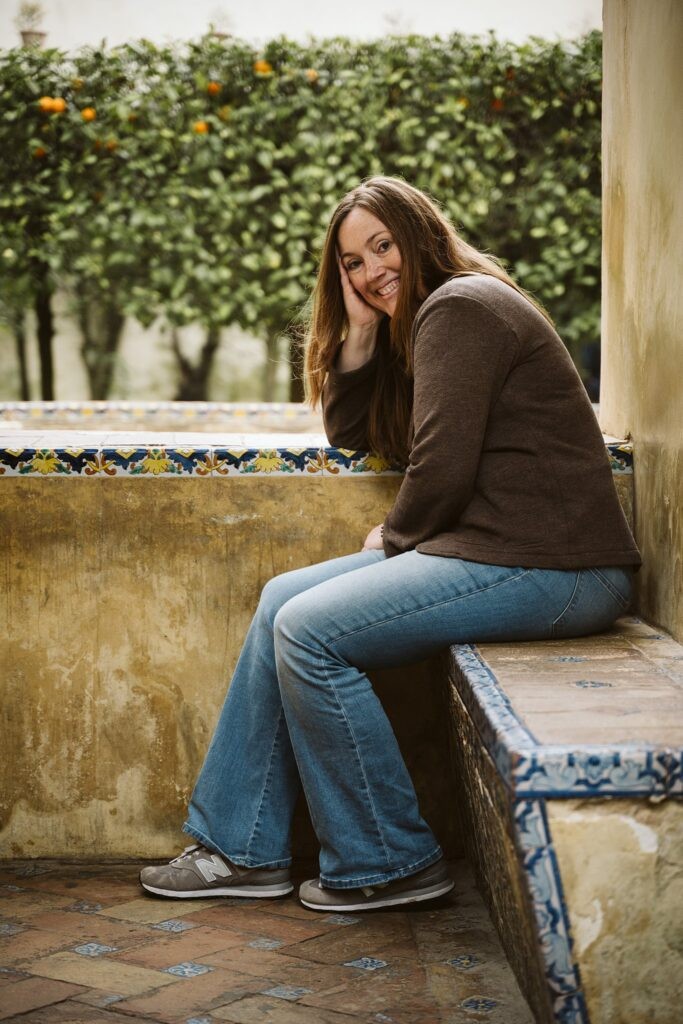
140, 177, 640, 912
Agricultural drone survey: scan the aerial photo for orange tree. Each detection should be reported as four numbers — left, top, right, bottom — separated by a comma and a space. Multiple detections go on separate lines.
0, 44, 74, 399
0, 31, 602, 401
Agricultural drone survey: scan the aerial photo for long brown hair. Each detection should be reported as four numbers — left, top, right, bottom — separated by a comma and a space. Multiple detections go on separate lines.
304, 176, 552, 461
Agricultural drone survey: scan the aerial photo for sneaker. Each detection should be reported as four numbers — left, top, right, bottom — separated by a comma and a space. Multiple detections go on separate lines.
139, 844, 293, 899
299, 858, 454, 912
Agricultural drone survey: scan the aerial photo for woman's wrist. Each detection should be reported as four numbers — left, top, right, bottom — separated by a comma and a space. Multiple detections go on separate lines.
336, 324, 378, 372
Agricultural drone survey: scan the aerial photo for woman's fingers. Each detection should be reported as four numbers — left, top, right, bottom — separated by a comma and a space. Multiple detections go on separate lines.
337, 256, 381, 328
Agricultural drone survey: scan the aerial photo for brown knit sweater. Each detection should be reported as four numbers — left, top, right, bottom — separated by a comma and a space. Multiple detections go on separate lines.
322, 274, 641, 569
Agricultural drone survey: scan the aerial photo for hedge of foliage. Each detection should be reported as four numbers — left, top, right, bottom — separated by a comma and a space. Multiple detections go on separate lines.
0, 31, 601, 400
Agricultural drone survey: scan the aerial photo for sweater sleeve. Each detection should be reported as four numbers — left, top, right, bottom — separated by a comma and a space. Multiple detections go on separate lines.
383, 294, 519, 557
321, 347, 380, 450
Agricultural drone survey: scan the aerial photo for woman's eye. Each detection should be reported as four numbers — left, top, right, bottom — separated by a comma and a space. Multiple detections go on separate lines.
378, 239, 392, 253
346, 261, 360, 272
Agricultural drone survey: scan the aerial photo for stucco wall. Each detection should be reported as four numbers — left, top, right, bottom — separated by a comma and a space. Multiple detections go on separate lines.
601, 0, 683, 640
0, 475, 458, 861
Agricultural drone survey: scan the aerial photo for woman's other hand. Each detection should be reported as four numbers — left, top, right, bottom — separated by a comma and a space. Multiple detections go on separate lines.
362, 524, 384, 550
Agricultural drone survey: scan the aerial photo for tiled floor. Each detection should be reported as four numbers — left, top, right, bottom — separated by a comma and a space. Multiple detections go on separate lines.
0, 859, 533, 1024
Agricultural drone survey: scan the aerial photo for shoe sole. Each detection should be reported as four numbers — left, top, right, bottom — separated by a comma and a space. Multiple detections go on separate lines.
299, 877, 454, 912
140, 881, 294, 899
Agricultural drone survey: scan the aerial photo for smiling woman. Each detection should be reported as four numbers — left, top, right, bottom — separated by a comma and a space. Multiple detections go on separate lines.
140, 175, 640, 915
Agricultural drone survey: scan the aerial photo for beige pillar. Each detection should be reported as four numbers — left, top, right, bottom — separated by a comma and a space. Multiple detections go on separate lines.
601, 0, 683, 640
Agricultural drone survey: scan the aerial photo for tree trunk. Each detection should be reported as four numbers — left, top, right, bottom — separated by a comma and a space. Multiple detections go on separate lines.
172, 326, 221, 401
262, 333, 280, 402
288, 330, 305, 403
12, 310, 30, 400
78, 299, 125, 400
34, 276, 54, 400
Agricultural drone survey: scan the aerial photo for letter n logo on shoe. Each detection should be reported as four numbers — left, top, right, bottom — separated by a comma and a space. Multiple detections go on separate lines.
196, 854, 232, 883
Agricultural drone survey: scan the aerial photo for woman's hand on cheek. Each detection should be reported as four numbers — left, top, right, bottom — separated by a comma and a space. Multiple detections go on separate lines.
338, 257, 382, 334
362, 524, 385, 551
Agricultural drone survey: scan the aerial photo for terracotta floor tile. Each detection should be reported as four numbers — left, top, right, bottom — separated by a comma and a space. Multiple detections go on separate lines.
251, 959, 355, 995
424, 962, 533, 1024
0, 929, 74, 965
202, 944, 325, 978
101, 897, 217, 924
17, 909, 154, 949
0, 894, 76, 920
0, 977, 86, 1021
188, 906, 333, 945
26, 950, 178, 996
247, 896, 334, 922
114, 966, 275, 1022
300, 962, 437, 1016
211, 993, 369, 1023
0, 998, 130, 1023
282, 923, 417, 966
113, 925, 247, 969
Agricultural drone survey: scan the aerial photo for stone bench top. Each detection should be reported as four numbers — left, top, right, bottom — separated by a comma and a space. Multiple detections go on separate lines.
449, 617, 683, 801
0, 431, 633, 478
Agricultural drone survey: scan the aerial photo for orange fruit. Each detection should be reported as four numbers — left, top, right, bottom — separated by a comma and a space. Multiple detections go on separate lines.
253, 59, 273, 76
33, 146, 47, 158
81, 107, 96, 121
72, 77, 83, 90
38, 96, 54, 112
51, 97, 66, 113
305, 68, 319, 83
207, 81, 221, 95
491, 97, 505, 112
193, 120, 209, 134
105, 139, 117, 152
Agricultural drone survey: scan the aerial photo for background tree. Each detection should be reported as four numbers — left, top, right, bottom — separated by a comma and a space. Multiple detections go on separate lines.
0, 31, 603, 402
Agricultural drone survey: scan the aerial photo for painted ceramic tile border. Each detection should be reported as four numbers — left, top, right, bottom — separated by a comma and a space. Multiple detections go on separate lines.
0, 444, 403, 478
514, 800, 589, 1024
0, 437, 632, 479
448, 644, 680, 798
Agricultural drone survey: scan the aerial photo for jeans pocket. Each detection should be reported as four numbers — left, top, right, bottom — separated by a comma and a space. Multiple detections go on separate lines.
588, 566, 633, 610
551, 568, 631, 639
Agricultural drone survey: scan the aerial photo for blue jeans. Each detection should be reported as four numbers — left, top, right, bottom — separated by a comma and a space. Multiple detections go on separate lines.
184, 551, 632, 888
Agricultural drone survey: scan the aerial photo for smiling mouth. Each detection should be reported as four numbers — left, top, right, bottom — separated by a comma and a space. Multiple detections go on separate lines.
377, 278, 399, 298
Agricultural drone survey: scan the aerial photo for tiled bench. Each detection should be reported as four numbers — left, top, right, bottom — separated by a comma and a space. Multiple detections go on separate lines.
446, 618, 683, 1024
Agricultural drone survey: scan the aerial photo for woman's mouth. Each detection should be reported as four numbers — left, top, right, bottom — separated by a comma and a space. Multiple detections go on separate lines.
377, 278, 399, 298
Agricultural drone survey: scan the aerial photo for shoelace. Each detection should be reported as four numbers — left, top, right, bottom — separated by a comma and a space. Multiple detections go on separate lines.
170, 843, 205, 865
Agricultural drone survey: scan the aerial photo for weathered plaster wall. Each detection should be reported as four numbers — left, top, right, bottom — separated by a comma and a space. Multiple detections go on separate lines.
0, 477, 457, 860
601, 0, 683, 640
549, 799, 683, 1024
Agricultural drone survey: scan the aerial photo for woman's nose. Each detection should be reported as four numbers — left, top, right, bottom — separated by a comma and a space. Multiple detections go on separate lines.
366, 256, 384, 280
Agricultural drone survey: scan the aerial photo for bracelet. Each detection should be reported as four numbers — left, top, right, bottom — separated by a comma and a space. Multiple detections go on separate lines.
380, 524, 384, 539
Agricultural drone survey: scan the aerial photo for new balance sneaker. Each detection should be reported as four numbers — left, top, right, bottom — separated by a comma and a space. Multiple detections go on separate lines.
139, 844, 293, 899
299, 858, 454, 912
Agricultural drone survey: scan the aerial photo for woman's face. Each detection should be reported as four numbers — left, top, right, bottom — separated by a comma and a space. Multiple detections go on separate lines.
337, 208, 402, 318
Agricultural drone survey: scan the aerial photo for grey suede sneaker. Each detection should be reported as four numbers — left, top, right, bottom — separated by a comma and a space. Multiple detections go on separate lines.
139, 844, 293, 899
299, 858, 454, 912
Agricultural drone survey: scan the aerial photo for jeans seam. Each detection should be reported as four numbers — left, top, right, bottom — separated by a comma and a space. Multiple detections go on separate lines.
588, 567, 630, 608
551, 572, 581, 637
323, 568, 532, 646
317, 645, 393, 871
244, 709, 284, 860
